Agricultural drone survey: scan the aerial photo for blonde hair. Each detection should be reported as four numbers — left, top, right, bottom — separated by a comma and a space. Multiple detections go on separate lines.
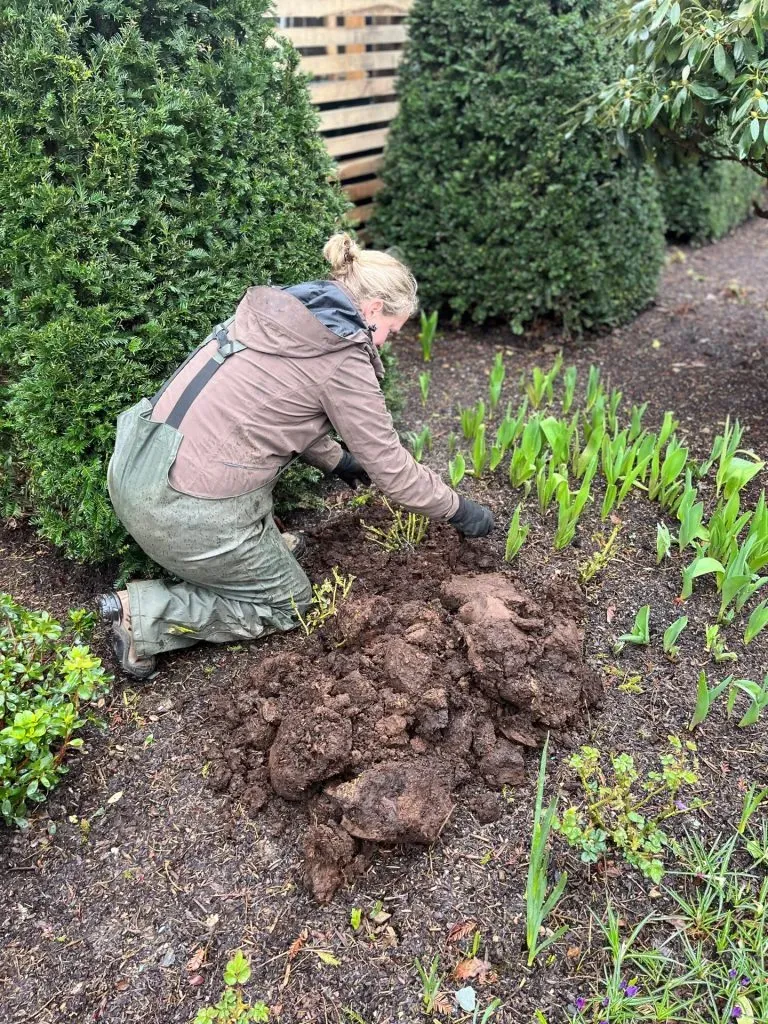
323, 232, 418, 319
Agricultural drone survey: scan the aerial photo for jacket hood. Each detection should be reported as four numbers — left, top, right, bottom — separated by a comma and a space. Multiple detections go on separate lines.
233, 282, 385, 379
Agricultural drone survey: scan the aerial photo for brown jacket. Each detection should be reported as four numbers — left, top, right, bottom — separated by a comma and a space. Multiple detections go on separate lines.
151, 285, 460, 521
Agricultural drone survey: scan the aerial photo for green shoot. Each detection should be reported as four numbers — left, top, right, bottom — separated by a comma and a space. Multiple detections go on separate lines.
562, 365, 577, 414
554, 471, 593, 550
418, 371, 430, 407
737, 784, 768, 835
471, 424, 489, 479
526, 352, 562, 409
509, 416, 543, 491
418, 310, 438, 362
656, 522, 672, 563
406, 425, 432, 463
536, 458, 567, 515
614, 604, 650, 654
704, 623, 737, 664
505, 503, 529, 562
728, 675, 768, 727
193, 950, 268, 1024
628, 402, 648, 442
448, 451, 466, 488
460, 399, 486, 441
585, 365, 602, 411
447, 431, 458, 457
689, 670, 734, 728
525, 736, 568, 967
414, 955, 444, 1015
662, 615, 688, 659
715, 416, 764, 499
680, 553, 725, 601
744, 598, 768, 644
676, 473, 708, 551
488, 351, 506, 411
578, 524, 622, 584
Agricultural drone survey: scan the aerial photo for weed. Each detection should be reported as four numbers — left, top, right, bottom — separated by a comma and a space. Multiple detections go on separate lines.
578, 524, 622, 584
193, 950, 268, 1023
556, 737, 700, 882
418, 311, 438, 362
361, 499, 428, 553
525, 736, 568, 966
291, 568, 355, 636
504, 503, 529, 562
414, 954, 444, 1015
737, 784, 768, 835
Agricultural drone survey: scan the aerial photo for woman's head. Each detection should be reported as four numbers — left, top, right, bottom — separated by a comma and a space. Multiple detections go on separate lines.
323, 232, 418, 346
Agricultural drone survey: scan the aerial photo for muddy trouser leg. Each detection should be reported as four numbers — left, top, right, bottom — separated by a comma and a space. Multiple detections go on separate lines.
107, 400, 313, 660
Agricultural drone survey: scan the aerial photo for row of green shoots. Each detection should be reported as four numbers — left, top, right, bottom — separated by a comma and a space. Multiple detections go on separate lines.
408, 352, 766, 643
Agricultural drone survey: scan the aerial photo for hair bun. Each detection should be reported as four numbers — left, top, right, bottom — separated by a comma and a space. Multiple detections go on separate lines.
323, 232, 361, 276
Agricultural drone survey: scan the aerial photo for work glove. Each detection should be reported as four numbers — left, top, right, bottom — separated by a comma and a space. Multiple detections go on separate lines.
448, 496, 494, 538
333, 450, 371, 489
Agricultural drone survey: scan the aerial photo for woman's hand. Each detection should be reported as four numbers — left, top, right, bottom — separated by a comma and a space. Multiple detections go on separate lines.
333, 450, 371, 489
448, 496, 494, 537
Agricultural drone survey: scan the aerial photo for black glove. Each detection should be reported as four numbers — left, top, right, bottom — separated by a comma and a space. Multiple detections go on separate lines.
333, 450, 371, 489
448, 496, 494, 538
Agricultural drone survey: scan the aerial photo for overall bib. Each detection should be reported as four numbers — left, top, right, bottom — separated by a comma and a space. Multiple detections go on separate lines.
107, 323, 313, 660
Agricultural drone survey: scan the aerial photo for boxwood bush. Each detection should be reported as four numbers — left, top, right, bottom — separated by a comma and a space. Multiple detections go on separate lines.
659, 160, 763, 244
0, 0, 348, 562
370, 0, 666, 333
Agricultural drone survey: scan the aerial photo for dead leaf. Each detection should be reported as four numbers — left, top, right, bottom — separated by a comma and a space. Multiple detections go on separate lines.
606, 605, 616, 624
649, 888, 662, 899
566, 946, 582, 959
453, 957, 493, 985
448, 920, 478, 943
114, 978, 129, 992
370, 910, 391, 925
186, 947, 206, 973
188, 975, 204, 988
288, 929, 308, 960
107, 790, 123, 805
434, 995, 453, 1015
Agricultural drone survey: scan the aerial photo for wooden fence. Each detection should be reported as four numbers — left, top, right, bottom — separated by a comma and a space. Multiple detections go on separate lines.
274, 0, 414, 226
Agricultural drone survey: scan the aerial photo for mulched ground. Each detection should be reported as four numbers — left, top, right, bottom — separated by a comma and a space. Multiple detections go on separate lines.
1, 216, 768, 1024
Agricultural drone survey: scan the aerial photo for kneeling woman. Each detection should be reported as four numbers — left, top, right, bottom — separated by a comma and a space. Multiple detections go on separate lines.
100, 234, 494, 677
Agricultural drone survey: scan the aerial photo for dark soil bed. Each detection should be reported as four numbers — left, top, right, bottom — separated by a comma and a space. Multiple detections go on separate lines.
1, 218, 768, 1024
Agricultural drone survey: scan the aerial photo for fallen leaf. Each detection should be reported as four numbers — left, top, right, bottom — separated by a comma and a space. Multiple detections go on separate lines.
312, 950, 341, 967
649, 888, 662, 899
448, 920, 478, 943
434, 995, 453, 1015
370, 910, 391, 925
288, 929, 308, 960
188, 975, 204, 987
114, 978, 129, 992
651, 339, 662, 349
566, 946, 582, 959
606, 605, 616, 624
186, 947, 206, 973
453, 957, 493, 984
205, 914, 219, 930
107, 790, 123, 805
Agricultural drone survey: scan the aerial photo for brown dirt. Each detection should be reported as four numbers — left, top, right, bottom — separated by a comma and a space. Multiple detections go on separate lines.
207, 537, 601, 901
1, 215, 768, 1024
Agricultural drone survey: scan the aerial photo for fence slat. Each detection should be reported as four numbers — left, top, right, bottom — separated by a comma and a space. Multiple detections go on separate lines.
283, 24, 407, 47
344, 178, 384, 202
345, 201, 376, 225
309, 76, 398, 104
301, 49, 403, 77
336, 153, 384, 181
320, 101, 399, 132
274, 0, 411, 15
325, 126, 389, 158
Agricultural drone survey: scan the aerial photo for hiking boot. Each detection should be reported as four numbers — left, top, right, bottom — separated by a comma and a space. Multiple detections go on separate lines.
95, 590, 156, 680
281, 531, 307, 559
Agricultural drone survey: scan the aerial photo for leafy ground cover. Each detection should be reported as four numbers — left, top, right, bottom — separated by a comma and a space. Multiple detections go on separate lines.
0, 217, 767, 1024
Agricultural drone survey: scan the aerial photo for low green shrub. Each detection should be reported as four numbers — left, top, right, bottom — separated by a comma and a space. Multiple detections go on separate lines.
0, 595, 111, 827
659, 159, 763, 243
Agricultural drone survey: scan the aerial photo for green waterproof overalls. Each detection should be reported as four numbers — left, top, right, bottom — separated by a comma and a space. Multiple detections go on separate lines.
107, 321, 313, 660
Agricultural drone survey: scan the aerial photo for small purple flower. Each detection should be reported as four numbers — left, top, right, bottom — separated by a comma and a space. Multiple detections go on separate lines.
729, 969, 738, 978
740, 977, 750, 986
732, 1008, 742, 1019
675, 799, 688, 811
602, 996, 610, 1007
625, 985, 639, 998
575, 997, 586, 1011
619, 980, 627, 992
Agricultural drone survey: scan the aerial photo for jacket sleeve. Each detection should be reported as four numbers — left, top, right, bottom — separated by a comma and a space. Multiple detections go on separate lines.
318, 351, 460, 520
302, 433, 343, 472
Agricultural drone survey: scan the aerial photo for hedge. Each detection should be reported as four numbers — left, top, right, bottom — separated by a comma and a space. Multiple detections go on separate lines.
370, 0, 666, 333
659, 160, 763, 244
0, 0, 349, 562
